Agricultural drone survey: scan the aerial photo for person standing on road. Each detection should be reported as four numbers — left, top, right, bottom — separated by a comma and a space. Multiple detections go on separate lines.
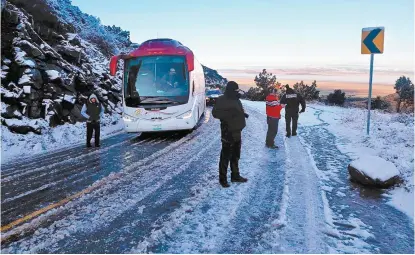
265, 89, 284, 148
81, 94, 104, 147
280, 85, 306, 138
212, 81, 249, 188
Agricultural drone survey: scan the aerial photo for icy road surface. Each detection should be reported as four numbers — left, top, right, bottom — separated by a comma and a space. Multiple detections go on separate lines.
1, 105, 413, 253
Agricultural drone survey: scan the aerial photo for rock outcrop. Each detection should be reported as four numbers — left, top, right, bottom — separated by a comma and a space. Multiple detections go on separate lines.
1, 0, 227, 136
348, 156, 401, 188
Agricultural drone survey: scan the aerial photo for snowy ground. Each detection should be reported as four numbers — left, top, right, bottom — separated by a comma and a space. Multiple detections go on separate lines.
1, 113, 124, 164
1, 103, 414, 253
243, 100, 414, 220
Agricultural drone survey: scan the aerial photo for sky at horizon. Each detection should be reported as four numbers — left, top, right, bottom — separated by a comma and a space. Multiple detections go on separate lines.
71, 0, 413, 88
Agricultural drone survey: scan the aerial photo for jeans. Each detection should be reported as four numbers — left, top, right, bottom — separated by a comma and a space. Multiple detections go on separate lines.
266, 116, 279, 146
285, 113, 299, 135
87, 121, 100, 146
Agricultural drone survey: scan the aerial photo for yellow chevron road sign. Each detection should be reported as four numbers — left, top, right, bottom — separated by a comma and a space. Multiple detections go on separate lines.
361, 27, 385, 54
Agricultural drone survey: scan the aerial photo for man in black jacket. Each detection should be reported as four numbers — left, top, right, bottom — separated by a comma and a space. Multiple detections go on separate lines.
212, 81, 249, 188
280, 85, 306, 138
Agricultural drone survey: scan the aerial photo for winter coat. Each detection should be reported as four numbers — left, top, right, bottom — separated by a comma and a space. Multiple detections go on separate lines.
280, 88, 306, 115
81, 94, 104, 122
212, 84, 246, 142
266, 94, 283, 118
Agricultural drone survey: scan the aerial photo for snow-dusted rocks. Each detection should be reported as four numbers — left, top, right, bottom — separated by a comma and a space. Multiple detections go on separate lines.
45, 70, 60, 81
23, 85, 31, 94
55, 44, 82, 63
2, 0, 227, 153
2, 118, 42, 135
348, 156, 401, 188
67, 33, 82, 46
15, 40, 45, 59
14, 48, 36, 68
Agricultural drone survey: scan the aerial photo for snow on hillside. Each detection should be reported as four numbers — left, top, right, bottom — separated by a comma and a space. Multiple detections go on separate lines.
242, 100, 414, 219
203, 65, 228, 86
1, 0, 228, 163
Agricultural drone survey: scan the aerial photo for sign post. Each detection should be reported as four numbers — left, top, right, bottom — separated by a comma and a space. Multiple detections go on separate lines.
361, 26, 385, 135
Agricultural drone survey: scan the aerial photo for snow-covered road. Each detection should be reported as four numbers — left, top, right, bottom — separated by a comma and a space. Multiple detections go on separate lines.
1, 103, 413, 253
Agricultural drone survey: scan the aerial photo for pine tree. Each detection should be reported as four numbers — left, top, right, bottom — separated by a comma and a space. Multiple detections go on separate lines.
327, 90, 346, 106
394, 76, 414, 113
293, 80, 320, 100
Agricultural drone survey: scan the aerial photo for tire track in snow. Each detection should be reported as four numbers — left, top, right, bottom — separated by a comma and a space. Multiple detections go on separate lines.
1, 113, 217, 253
1, 137, 168, 226
51, 134, 222, 253
131, 106, 288, 253
1, 132, 132, 175
299, 121, 414, 254
262, 131, 327, 253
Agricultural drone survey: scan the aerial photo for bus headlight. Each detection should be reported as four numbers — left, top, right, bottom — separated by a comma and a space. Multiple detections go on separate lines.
177, 110, 192, 119
123, 114, 137, 122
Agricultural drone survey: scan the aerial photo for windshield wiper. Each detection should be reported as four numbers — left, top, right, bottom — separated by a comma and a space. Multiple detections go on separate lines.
139, 97, 180, 104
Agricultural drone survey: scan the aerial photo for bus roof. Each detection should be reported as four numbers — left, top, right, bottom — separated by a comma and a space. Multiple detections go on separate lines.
128, 38, 193, 58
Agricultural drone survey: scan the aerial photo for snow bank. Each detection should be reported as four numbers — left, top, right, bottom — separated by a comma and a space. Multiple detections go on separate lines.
1, 114, 124, 164
350, 156, 400, 182
385, 186, 415, 219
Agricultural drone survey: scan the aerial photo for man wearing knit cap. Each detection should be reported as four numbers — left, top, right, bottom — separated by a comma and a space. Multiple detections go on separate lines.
212, 81, 249, 188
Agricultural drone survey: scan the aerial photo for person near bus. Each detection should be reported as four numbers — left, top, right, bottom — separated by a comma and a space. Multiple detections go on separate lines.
212, 81, 249, 188
81, 94, 104, 147
161, 68, 179, 90
280, 85, 306, 137
265, 89, 284, 148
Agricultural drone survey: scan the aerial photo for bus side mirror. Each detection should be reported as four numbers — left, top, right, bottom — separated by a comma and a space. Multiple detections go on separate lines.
109, 55, 119, 76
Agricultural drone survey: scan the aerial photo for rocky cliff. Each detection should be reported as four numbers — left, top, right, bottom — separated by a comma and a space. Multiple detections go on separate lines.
1, 0, 227, 137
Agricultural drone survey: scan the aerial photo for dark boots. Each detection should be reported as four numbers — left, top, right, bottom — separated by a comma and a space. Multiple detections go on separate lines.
220, 180, 230, 188
218, 140, 248, 187
266, 144, 279, 149
231, 175, 248, 182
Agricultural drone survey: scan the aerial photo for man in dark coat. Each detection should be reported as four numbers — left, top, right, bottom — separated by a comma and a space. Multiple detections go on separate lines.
212, 81, 249, 188
280, 85, 306, 137
81, 94, 104, 147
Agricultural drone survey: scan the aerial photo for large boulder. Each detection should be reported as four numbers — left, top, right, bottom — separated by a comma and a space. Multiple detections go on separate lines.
107, 91, 121, 104
1, 104, 23, 119
61, 94, 75, 110
8, 125, 41, 135
1, 86, 22, 105
67, 33, 82, 46
70, 104, 86, 122
3, 8, 19, 25
14, 48, 37, 68
348, 156, 401, 188
2, 118, 42, 135
55, 45, 81, 64
17, 69, 43, 89
15, 40, 45, 59
31, 69, 43, 89
28, 102, 42, 118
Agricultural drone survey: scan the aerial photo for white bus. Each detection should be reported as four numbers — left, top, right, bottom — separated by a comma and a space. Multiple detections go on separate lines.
109, 39, 206, 132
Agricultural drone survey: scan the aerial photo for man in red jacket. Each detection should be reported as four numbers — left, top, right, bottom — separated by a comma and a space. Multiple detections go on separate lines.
265, 89, 284, 148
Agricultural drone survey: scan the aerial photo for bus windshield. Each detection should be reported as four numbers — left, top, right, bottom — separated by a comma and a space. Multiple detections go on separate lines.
124, 56, 189, 107
206, 90, 221, 96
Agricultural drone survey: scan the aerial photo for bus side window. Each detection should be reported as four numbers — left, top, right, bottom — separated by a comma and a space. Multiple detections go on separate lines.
181, 63, 186, 80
